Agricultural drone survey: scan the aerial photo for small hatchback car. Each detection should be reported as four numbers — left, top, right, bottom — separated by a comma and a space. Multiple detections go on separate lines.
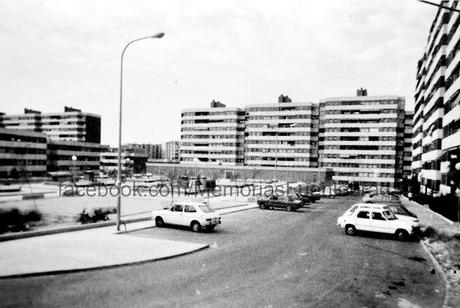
337, 203, 420, 240
152, 202, 221, 232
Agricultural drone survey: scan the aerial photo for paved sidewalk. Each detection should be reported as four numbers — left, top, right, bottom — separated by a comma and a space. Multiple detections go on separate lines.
0, 221, 208, 278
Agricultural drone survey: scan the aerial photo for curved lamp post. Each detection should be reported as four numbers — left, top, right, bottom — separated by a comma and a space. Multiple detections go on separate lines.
117, 32, 165, 232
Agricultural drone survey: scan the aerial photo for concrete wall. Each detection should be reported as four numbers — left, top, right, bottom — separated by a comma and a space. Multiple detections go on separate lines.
147, 163, 331, 183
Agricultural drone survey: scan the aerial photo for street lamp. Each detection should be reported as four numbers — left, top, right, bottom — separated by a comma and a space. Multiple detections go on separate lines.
117, 32, 165, 232
71, 155, 77, 184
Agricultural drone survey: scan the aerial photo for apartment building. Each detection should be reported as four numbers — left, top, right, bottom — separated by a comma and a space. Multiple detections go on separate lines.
0, 128, 47, 179
414, 0, 460, 196
47, 140, 102, 175
123, 143, 163, 160
403, 112, 413, 178
162, 140, 180, 162
244, 95, 319, 168
100, 147, 148, 174
319, 90, 406, 188
0, 107, 101, 143
180, 101, 245, 165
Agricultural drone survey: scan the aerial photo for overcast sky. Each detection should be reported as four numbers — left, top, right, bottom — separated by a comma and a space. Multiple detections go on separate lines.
0, 0, 435, 146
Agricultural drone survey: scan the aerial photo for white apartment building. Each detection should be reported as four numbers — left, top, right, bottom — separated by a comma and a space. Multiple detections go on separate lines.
414, 0, 460, 196
162, 140, 180, 162
403, 112, 413, 177
0, 107, 101, 143
180, 101, 245, 165
244, 97, 319, 168
319, 90, 406, 188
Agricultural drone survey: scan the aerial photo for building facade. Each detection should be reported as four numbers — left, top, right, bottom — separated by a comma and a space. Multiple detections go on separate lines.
0, 107, 101, 143
100, 147, 148, 174
0, 128, 47, 179
244, 96, 319, 168
124, 143, 163, 160
163, 140, 180, 162
47, 140, 102, 176
403, 112, 413, 178
414, 0, 460, 196
319, 91, 406, 188
180, 102, 245, 165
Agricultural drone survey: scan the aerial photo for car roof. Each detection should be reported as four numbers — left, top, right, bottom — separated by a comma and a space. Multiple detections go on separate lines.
351, 203, 390, 209
174, 202, 205, 206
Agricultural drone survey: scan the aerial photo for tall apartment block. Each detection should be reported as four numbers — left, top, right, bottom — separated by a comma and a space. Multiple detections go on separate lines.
414, 0, 460, 195
163, 140, 180, 162
244, 95, 319, 168
403, 112, 413, 177
319, 90, 406, 188
180, 101, 245, 165
0, 107, 101, 143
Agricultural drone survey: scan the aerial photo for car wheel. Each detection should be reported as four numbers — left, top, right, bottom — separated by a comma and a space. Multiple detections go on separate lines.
155, 217, 164, 227
191, 221, 201, 232
286, 205, 291, 211
396, 229, 409, 241
345, 225, 356, 236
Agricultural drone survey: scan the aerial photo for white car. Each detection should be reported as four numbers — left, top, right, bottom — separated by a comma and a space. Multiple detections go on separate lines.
152, 202, 221, 232
337, 203, 420, 240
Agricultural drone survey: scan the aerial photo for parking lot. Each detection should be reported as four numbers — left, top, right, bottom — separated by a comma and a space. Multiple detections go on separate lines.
0, 195, 445, 307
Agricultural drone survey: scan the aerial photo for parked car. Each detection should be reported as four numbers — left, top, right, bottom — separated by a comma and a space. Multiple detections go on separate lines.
290, 193, 313, 205
258, 195, 303, 211
152, 202, 221, 232
336, 203, 420, 240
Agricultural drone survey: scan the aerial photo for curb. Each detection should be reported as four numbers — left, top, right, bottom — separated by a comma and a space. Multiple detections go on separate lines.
218, 204, 258, 215
0, 244, 210, 280
400, 196, 454, 225
0, 216, 151, 242
419, 239, 451, 308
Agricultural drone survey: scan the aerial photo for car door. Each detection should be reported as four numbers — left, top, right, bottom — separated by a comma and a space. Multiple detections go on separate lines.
169, 204, 183, 225
268, 195, 278, 208
183, 204, 198, 226
355, 211, 371, 231
370, 211, 390, 233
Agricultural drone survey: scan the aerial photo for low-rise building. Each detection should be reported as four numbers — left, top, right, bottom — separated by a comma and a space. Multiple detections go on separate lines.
100, 147, 148, 175
0, 128, 47, 179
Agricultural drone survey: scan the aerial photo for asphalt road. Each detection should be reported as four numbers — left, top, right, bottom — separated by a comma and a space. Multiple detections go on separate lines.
0, 196, 444, 307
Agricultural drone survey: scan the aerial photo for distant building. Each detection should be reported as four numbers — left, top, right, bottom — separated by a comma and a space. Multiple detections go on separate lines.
162, 140, 180, 162
124, 143, 162, 160
319, 90, 406, 188
0, 128, 47, 179
47, 140, 102, 179
245, 99, 319, 168
100, 147, 148, 174
413, 0, 460, 196
180, 101, 245, 165
0, 107, 101, 143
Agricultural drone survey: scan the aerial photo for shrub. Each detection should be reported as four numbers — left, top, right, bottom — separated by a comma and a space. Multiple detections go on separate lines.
77, 207, 116, 224
0, 208, 43, 234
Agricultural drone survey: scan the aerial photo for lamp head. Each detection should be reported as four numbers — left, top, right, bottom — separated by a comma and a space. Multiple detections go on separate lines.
152, 32, 165, 39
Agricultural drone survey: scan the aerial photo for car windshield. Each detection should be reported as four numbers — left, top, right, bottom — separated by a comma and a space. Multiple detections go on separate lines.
382, 210, 396, 220
199, 204, 215, 213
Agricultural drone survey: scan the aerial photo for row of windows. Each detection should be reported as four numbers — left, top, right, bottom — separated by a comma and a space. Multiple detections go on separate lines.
181, 111, 245, 117
322, 109, 398, 115
180, 150, 242, 155
323, 136, 396, 142
323, 118, 398, 124
181, 127, 245, 132
322, 163, 395, 169
321, 154, 395, 160
181, 119, 242, 124
246, 106, 314, 112
246, 148, 315, 154
245, 140, 316, 145
247, 115, 312, 120
181, 135, 242, 139
323, 127, 397, 133
334, 171, 395, 178
0, 148, 47, 154
181, 142, 243, 147
320, 100, 400, 107
323, 145, 396, 151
